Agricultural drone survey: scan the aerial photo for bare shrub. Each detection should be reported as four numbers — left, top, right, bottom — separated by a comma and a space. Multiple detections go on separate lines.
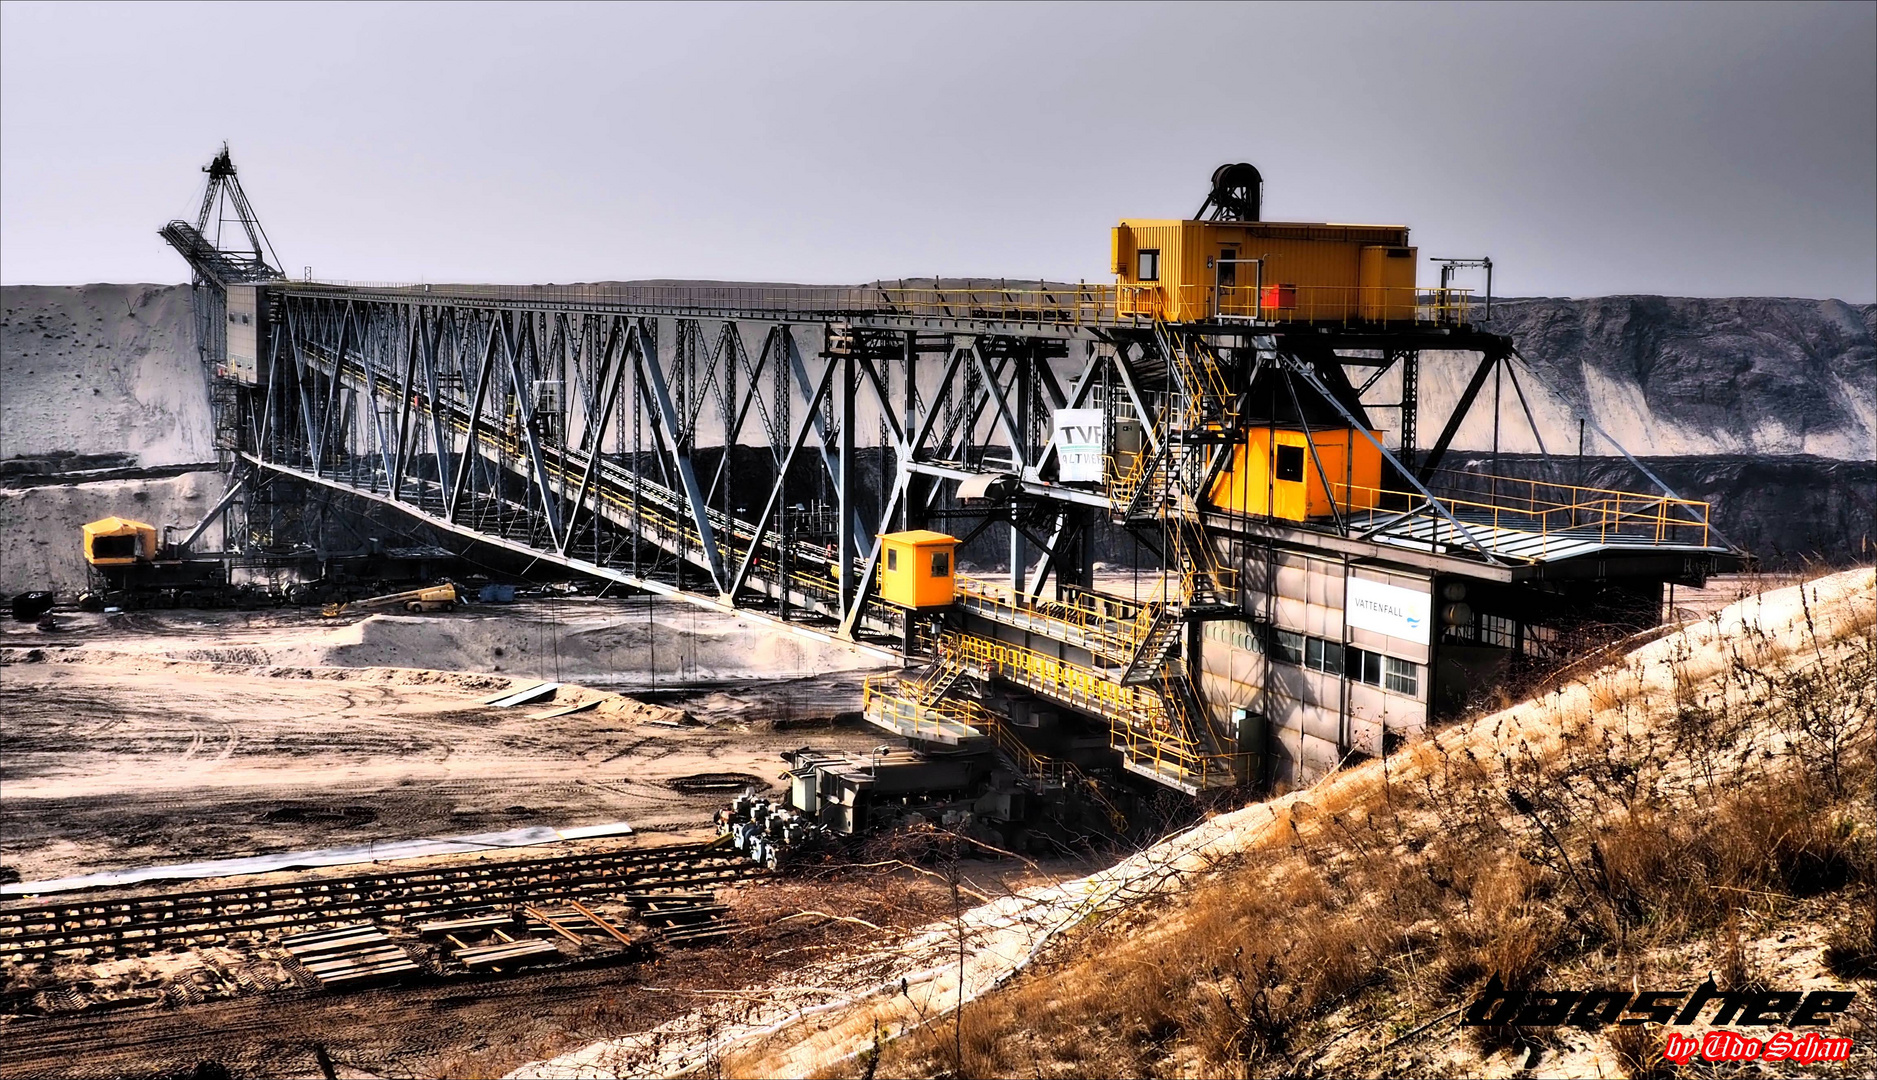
1823, 894, 1877, 978
1606, 1023, 1673, 1080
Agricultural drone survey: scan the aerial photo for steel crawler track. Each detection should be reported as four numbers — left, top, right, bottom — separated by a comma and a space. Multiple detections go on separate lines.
0, 842, 761, 965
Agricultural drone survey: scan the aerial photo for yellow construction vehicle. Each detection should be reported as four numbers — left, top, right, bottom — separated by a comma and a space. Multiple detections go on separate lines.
322, 583, 457, 618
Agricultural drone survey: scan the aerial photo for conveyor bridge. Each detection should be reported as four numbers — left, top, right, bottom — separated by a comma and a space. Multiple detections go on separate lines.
160, 150, 1743, 800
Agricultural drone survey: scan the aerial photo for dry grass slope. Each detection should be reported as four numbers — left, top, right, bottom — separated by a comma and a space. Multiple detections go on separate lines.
806, 569, 1876, 1080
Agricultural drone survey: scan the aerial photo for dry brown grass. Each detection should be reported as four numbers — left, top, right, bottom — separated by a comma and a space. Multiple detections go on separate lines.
825, 573, 1876, 1079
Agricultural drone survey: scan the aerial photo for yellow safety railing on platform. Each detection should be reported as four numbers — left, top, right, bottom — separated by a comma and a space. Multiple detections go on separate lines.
1117, 283, 1472, 326
862, 674, 992, 742
1057, 583, 1151, 625
954, 579, 1159, 662
941, 632, 1233, 789
1290, 471, 1714, 555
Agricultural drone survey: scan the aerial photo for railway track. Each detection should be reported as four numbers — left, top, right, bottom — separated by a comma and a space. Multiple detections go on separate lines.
0, 842, 759, 965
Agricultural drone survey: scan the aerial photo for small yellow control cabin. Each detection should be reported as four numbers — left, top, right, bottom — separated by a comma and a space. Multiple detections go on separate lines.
879, 530, 959, 610
1111, 219, 1417, 324
83, 517, 160, 566
1209, 428, 1385, 522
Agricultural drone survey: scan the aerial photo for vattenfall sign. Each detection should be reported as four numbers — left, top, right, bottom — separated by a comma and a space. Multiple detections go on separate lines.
1053, 409, 1105, 483
1346, 577, 1431, 643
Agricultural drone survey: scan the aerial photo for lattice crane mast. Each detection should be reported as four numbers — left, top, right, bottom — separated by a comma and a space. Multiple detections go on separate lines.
159, 144, 284, 286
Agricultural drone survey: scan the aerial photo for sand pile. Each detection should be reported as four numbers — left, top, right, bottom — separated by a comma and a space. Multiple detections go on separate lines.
141, 601, 888, 683
1, 284, 208, 465
7, 598, 890, 696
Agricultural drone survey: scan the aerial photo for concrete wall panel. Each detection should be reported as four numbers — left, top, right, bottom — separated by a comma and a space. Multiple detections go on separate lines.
1349, 715, 1383, 757
1299, 733, 1342, 780
1299, 702, 1342, 745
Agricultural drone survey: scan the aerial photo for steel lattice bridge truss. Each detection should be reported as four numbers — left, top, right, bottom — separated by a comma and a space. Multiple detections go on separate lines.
242, 282, 1150, 642
231, 278, 1722, 641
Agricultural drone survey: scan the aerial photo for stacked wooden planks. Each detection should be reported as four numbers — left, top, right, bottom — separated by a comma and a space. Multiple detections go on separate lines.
624, 891, 733, 945
280, 923, 420, 987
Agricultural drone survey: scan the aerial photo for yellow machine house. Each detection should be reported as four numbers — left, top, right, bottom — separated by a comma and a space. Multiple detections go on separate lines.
1110, 162, 1419, 324
1113, 221, 1418, 324
1209, 427, 1386, 521
878, 530, 959, 609
82, 517, 159, 565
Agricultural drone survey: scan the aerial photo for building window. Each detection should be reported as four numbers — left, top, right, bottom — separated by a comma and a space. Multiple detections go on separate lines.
1304, 636, 1343, 674
929, 551, 950, 577
1343, 645, 1380, 685
1218, 248, 1237, 288
1523, 624, 1559, 659
886, 548, 898, 572
1275, 444, 1305, 483
1268, 630, 1422, 698
1384, 656, 1419, 695
1479, 613, 1518, 649
1137, 249, 1160, 282
1271, 629, 1304, 664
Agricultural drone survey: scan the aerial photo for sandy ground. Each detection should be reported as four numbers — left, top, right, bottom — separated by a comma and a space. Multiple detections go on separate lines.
0, 597, 892, 885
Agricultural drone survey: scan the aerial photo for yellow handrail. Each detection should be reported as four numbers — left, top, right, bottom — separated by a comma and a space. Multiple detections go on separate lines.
1293, 474, 1713, 554
954, 579, 1163, 661
1117, 283, 1472, 325
941, 632, 1234, 788
861, 673, 991, 741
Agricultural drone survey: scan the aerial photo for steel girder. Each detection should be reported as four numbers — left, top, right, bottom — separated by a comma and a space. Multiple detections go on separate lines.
255, 291, 1106, 641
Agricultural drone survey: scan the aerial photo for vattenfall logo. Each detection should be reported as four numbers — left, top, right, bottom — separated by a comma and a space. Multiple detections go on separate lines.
1462, 976, 1857, 1065
1352, 595, 1420, 629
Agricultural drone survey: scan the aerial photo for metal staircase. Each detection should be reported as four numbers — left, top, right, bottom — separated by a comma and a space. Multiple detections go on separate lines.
981, 719, 1128, 832
862, 662, 986, 745
941, 632, 1236, 793
860, 667, 1129, 827
1159, 322, 1238, 434
1118, 605, 1183, 685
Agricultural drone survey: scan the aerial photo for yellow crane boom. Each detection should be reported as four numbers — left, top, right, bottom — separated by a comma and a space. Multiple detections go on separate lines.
321, 583, 457, 618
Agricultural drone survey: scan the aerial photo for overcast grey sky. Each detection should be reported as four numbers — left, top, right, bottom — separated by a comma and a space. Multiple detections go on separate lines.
2, 1, 1873, 300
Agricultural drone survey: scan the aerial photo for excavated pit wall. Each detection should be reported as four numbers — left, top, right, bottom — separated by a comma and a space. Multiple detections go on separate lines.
2, 285, 1872, 596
